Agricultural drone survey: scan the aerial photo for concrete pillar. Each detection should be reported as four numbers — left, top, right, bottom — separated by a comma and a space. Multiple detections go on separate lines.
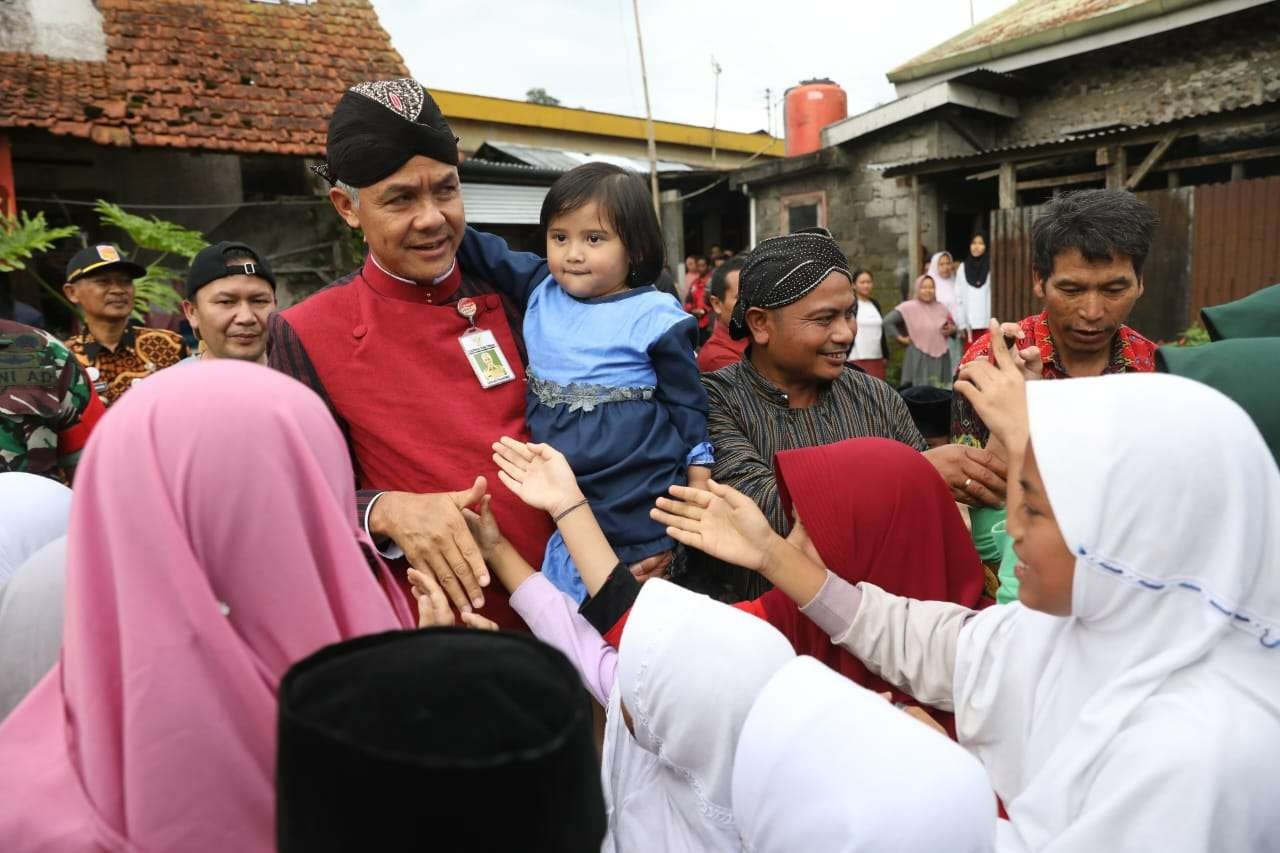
659, 188, 684, 293
908, 175, 921, 283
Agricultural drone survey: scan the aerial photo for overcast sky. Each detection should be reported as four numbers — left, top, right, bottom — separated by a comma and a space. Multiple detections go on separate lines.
369, 0, 1019, 136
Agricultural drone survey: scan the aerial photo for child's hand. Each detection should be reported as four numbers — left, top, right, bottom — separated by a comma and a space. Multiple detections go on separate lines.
651, 480, 779, 572
492, 437, 585, 518
408, 567, 500, 631
460, 494, 504, 561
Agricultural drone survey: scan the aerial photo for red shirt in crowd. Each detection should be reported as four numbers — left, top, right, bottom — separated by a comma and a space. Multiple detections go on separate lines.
951, 309, 1157, 446
697, 322, 748, 372
683, 274, 712, 329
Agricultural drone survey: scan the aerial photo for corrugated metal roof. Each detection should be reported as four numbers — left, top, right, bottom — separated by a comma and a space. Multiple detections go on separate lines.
480, 141, 695, 173
461, 182, 548, 226
877, 95, 1280, 175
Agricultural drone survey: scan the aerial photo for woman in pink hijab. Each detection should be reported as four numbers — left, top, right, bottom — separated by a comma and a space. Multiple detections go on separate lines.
0, 361, 413, 851
884, 274, 958, 388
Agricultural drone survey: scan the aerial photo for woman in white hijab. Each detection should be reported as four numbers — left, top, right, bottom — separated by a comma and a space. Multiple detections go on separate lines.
0, 537, 65, 721
0, 471, 71, 583
605, 577, 796, 852
657, 349, 1280, 850
734, 656, 995, 853
926, 251, 963, 366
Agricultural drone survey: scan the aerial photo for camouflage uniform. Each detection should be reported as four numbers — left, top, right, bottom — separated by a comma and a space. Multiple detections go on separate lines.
0, 319, 100, 481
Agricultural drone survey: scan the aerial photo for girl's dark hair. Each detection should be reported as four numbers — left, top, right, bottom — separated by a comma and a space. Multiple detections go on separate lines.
850, 267, 873, 282
539, 162, 665, 286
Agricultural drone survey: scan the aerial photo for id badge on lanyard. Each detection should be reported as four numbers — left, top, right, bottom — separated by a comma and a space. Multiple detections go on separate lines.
456, 297, 516, 389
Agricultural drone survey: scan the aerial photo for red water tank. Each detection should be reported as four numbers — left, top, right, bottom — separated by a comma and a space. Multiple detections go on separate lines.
784, 79, 848, 157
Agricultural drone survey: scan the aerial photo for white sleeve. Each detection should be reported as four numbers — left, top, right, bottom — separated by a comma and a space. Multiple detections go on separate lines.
829, 582, 976, 711
362, 492, 405, 560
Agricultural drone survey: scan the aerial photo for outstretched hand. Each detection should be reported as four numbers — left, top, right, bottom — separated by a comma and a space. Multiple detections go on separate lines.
460, 494, 503, 561
651, 480, 780, 572
492, 437, 586, 518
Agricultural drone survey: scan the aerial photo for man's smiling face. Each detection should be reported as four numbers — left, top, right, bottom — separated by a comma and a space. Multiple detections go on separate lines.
331, 155, 466, 282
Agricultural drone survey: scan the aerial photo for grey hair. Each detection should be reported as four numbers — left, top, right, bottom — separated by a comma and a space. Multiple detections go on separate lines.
335, 179, 361, 210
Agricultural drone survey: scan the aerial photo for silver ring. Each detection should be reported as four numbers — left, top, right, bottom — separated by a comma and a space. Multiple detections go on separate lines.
963, 478, 973, 489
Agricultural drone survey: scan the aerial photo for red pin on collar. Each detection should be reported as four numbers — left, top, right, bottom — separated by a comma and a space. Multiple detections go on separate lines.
456, 297, 477, 322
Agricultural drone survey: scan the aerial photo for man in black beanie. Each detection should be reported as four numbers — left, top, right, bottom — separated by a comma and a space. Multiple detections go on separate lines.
268, 79, 555, 630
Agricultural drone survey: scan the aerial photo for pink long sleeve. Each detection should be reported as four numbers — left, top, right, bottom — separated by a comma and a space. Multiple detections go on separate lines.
508, 573, 617, 706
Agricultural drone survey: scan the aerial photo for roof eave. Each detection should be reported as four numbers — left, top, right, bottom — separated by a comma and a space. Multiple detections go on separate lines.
888, 0, 1256, 87
821, 81, 1019, 149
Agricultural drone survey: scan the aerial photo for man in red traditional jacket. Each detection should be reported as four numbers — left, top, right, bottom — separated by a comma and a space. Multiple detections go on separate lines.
268, 78, 552, 628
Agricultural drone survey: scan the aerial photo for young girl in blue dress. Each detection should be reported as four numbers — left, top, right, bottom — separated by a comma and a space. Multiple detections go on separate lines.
459, 163, 712, 601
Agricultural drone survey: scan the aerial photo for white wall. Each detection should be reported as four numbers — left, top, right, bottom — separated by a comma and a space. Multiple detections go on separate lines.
0, 0, 106, 61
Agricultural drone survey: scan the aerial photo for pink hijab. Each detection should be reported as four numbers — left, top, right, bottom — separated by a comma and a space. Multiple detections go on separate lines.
897, 276, 955, 358
0, 361, 413, 851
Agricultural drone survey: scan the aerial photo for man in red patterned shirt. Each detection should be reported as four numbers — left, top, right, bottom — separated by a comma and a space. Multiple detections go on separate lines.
953, 189, 1158, 447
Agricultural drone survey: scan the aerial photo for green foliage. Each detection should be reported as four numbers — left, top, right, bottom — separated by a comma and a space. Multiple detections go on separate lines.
0, 211, 79, 273
1174, 322, 1212, 348
525, 87, 561, 106
93, 200, 207, 259
93, 200, 206, 320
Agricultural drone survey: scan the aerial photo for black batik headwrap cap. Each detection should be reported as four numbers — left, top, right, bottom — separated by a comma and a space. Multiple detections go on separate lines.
729, 227, 852, 340
312, 78, 460, 188
276, 627, 606, 853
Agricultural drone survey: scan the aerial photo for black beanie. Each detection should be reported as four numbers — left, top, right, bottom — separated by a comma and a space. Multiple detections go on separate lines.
276, 628, 606, 853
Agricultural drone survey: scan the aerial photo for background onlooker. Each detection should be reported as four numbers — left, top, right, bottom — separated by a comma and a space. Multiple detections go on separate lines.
847, 267, 888, 379
884, 275, 955, 388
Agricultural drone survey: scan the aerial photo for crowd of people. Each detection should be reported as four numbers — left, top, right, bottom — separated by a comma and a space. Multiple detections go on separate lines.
0, 75, 1278, 852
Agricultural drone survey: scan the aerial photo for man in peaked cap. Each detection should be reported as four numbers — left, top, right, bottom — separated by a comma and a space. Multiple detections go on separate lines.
62, 243, 188, 407
268, 78, 553, 629
181, 242, 277, 365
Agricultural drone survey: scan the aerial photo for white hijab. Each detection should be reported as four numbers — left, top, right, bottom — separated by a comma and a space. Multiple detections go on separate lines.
603, 578, 795, 852
0, 472, 71, 584
0, 536, 65, 721
926, 252, 958, 313
734, 656, 995, 852
953, 373, 1280, 851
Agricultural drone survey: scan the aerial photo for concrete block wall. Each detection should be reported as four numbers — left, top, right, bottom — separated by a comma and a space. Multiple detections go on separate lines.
1002, 3, 1280, 146
749, 119, 956, 305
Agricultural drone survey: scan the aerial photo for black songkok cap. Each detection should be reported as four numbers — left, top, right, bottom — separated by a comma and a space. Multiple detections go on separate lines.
899, 384, 954, 440
730, 227, 852, 340
276, 628, 606, 853
313, 78, 460, 188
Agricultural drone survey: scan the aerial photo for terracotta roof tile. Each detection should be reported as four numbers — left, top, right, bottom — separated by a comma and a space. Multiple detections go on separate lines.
0, 0, 407, 154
